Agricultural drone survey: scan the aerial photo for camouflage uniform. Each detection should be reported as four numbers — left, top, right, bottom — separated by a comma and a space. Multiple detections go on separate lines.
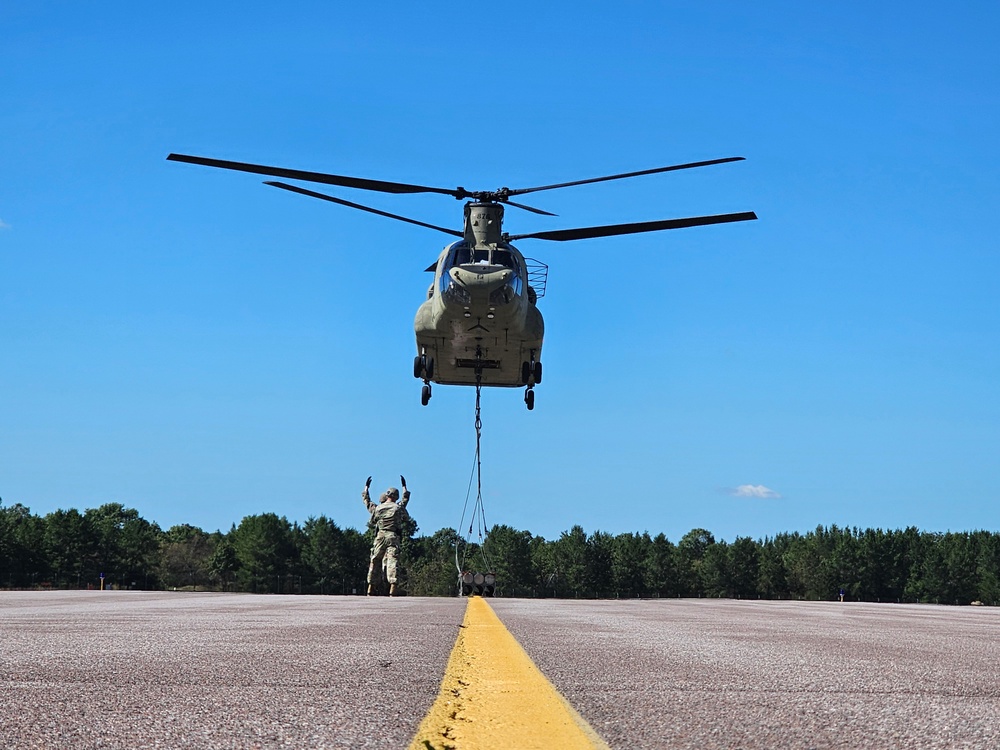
363, 486, 411, 588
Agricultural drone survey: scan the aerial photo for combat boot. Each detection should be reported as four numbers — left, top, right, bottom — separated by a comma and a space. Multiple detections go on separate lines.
389, 583, 397, 597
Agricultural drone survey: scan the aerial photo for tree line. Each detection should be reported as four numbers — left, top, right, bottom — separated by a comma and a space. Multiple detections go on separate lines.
2, 499, 998, 604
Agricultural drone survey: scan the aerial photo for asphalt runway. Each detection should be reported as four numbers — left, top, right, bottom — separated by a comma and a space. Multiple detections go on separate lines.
2, 592, 999, 749
492, 599, 1000, 749
0, 592, 463, 749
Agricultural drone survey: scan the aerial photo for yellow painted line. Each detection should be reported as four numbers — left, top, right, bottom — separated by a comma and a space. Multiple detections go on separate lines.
409, 596, 611, 750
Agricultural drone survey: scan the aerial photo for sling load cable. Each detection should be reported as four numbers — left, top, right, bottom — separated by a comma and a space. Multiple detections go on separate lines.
470, 373, 494, 572
454, 375, 492, 574
454, 368, 495, 594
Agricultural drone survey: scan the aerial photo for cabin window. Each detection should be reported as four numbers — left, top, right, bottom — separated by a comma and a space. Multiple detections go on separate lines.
454, 246, 491, 264
453, 245, 472, 265
491, 249, 517, 269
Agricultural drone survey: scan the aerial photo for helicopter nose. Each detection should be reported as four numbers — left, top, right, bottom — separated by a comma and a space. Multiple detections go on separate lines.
452, 267, 509, 288
452, 270, 508, 308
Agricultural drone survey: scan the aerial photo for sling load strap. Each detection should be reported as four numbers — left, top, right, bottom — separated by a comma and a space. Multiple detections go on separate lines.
455, 367, 493, 585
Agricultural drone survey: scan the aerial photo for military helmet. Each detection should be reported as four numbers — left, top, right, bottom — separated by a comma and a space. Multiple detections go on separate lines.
382, 487, 400, 502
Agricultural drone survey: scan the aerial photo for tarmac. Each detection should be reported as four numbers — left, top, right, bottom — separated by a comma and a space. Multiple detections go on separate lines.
2, 591, 998, 749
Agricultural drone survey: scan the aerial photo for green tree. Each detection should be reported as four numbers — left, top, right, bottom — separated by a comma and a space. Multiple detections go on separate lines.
1, 502, 46, 587
700, 540, 731, 597
611, 532, 651, 597
942, 532, 978, 605
756, 535, 789, 598
645, 533, 678, 596
822, 526, 859, 600
784, 526, 845, 600
231, 513, 296, 593
677, 528, 715, 596
43, 508, 90, 588
528, 535, 553, 597
208, 534, 239, 591
301, 516, 346, 593
584, 530, 614, 596
975, 532, 1000, 605
407, 528, 461, 596
484, 525, 535, 596
548, 525, 588, 597
857, 528, 892, 601
159, 524, 214, 590
0, 500, 10, 586
729, 536, 759, 599
905, 533, 946, 603
342, 528, 373, 595
83, 503, 161, 589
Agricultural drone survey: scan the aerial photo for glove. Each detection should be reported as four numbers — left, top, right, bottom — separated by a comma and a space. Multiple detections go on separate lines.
365, 476, 372, 489
400, 475, 407, 489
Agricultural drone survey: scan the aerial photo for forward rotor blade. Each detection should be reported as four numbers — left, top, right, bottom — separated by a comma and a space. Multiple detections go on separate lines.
504, 199, 557, 217
265, 181, 462, 238
506, 157, 746, 197
506, 211, 757, 242
168, 153, 463, 198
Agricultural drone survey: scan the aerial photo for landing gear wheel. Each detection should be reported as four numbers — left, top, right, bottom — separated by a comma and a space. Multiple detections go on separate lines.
421, 384, 431, 406
533, 361, 542, 384
525, 389, 535, 410
521, 361, 531, 385
415, 353, 434, 380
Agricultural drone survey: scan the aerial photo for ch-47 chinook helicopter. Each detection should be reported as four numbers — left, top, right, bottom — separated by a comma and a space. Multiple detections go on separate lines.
167, 153, 756, 409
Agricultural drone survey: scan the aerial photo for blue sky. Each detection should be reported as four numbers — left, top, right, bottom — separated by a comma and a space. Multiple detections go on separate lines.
2, 3, 998, 542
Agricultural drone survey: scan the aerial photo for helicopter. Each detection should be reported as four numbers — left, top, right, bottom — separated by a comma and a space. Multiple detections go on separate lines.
167, 153, 756, 409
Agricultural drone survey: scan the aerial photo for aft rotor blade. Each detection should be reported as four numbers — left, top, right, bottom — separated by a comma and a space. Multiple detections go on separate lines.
506, 157, 746, 197
504, 199, 557, 217
265, 181, 463, 238
506, 211, 757, 242
168, 153, 464, 198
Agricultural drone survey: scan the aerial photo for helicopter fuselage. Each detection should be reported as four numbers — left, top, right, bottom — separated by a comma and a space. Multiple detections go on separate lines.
415, 236, 543, 388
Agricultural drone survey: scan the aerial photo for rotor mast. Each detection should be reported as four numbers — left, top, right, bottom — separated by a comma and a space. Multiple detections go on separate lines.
464, 202, 505, 247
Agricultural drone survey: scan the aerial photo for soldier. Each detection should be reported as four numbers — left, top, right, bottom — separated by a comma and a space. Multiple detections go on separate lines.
362, 475, 411, 596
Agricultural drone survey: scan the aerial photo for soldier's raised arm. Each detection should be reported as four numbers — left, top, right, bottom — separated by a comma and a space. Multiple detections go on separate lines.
362, 476, 375, 511
399, 475, 411, 508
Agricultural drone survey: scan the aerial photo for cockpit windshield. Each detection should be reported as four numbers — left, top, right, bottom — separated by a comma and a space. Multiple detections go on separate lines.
439, 241, 523, 298
447, 242, 519, 271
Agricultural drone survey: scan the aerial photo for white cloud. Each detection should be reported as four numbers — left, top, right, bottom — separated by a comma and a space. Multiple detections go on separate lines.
0, 218, 9, 230
729, 484, 781, 499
